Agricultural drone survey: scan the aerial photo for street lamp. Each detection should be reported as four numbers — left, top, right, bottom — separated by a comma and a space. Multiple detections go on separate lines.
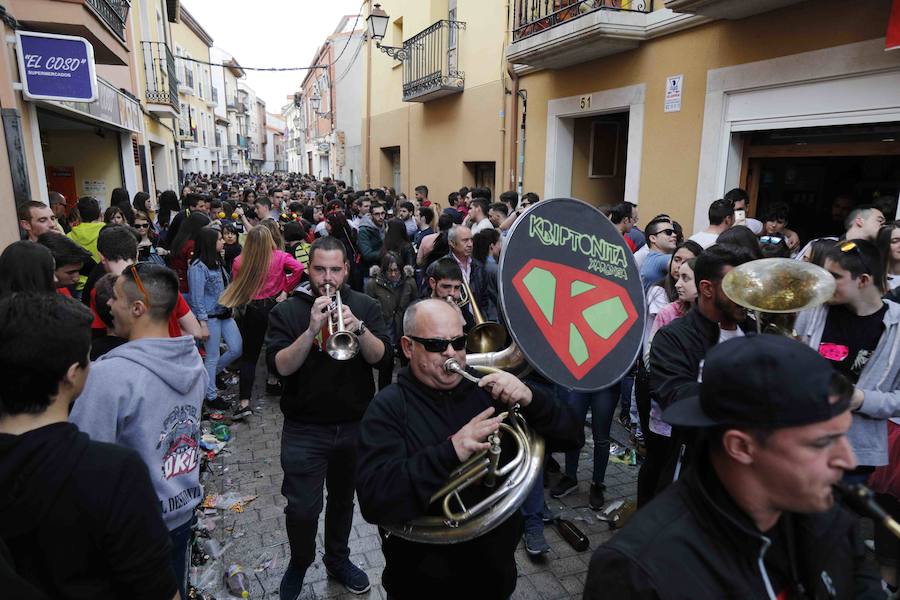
367, 3, 389, 42
309, 90, 321, 113
366, 3, 408, 61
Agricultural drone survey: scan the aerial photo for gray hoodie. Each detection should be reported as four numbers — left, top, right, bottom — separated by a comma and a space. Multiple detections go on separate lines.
795, 300, 900, 466
70, 336, 208, 530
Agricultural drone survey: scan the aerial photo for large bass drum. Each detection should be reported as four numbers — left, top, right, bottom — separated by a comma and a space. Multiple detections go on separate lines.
383, 198, 646, 544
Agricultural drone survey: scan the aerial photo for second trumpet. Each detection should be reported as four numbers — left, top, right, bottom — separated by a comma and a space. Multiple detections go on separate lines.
324, 284, 360, 361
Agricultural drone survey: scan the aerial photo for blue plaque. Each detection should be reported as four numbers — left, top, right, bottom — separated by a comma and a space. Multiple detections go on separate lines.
16, 31, 97, 102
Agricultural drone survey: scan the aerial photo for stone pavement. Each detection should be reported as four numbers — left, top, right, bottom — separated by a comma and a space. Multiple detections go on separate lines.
192, 377, 640, 600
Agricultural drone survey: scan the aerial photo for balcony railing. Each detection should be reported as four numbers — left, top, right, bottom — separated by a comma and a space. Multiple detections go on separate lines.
85, 0, 129, 41
402, 20, 466, 103
512, 0, 652, 42
141, 42, 178, 110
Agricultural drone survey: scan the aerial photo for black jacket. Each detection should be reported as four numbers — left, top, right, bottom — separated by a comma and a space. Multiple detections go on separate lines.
0, 423, 176, 600
649, 307, 755, 410
266, 285, 393, 424
584, 454, 882, 599
444, 253, 499, 322
356, 367, 583, 599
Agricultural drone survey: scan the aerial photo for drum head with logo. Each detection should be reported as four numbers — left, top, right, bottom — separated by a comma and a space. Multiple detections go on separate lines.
499, 198, 645, 391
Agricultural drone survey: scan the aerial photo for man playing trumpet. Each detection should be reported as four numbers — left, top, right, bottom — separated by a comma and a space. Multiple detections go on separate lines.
356, 298, 581, 599
266, 236, 393, 599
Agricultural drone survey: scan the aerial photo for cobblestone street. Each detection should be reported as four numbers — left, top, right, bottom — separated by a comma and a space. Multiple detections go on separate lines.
192, 375, 640, 600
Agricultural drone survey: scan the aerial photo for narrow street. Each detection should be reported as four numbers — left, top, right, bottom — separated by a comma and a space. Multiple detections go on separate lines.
193, 373, 639, 599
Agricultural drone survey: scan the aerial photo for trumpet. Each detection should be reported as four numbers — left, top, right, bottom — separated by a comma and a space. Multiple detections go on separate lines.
460, 278, 506, 354
324, 284, 360, 361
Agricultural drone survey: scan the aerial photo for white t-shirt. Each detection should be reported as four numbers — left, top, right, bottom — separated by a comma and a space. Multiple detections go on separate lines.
688, 231, 719, 249
634, 245, 650, 269
718, 327, 745, 343
742, 217, 763, 235
888, 274, 900, 291
471, 218, 494, 235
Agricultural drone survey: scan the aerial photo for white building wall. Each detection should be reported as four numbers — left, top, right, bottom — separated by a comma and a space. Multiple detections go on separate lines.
333, 30, 364, 188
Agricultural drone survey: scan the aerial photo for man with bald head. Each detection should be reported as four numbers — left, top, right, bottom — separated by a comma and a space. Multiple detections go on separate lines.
356, 298, 581, 600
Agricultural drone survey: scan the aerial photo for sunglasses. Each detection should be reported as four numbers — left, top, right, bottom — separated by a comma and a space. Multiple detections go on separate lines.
759, 235, 784, 245
134, 223, 150, 229
654, 228, 676, 237
408, 335, 466, 353
129, 265, 151, 309
839, 240, 875, 275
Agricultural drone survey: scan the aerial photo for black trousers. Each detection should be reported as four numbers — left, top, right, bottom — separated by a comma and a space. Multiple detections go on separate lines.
237, 297, 276, 400
280, 419, 359, 570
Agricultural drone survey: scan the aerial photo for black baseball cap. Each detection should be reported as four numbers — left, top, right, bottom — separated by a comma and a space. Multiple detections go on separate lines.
663, 334, 850, 429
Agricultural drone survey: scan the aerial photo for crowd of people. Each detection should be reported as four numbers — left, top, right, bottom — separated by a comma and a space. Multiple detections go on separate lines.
2, 172, 900, 599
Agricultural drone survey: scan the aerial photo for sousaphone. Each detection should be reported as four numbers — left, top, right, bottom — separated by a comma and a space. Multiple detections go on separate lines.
383, 198, 646, 544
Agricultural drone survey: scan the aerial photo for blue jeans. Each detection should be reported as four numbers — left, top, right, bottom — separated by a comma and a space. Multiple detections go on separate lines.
559, 383, 621, 485
204, 317, 242, 400
520, 379, 555, 534
281, 420, 359, 571
169, 517, 194, 599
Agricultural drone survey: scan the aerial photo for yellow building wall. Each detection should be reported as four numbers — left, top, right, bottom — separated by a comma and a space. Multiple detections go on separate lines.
41, 130, 122, 205
570, 114, 628, 206
518, 0, 892, 228
365, 0, 511, 196
172, 17, 213, 146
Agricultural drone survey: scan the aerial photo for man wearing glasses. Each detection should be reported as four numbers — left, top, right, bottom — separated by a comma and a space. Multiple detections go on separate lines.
356, 298, 580, 600
639, 216, 679, 293
795, 239, 900, 479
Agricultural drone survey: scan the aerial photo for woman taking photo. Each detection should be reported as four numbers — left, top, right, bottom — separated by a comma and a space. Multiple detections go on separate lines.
134, 210, 166, 264
220, 226, 303, 419
188, 227, 243, 412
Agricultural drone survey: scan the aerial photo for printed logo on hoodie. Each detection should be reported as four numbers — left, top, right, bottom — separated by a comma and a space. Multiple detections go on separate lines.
157, 404, 199, 480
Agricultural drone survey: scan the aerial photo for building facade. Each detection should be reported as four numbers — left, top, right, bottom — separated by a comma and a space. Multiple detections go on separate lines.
363, 1, 506, 198
210, 48, 245, 174
134, 0, 181, 198
171, 7, 216, 176
265, 112, 286, 172
282, 100, 307, 174
3, 0, 147, 247
508, 0, 900, 234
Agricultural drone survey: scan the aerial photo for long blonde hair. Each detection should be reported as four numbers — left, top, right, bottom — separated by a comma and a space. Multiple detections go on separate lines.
219, 226, 275, 307
260, 218, 284, 250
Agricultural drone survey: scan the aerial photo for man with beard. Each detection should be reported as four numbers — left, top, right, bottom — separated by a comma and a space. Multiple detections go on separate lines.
586, 335, 881, 599
267, 236, 392, 598
642, 244, 755, 500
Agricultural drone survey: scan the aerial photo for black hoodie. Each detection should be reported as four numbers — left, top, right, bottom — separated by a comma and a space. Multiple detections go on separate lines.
0, 422, 176, 599
356, 367, 583, 599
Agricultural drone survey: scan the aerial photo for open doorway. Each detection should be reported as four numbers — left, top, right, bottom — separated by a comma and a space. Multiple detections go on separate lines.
740, 123, 900, 241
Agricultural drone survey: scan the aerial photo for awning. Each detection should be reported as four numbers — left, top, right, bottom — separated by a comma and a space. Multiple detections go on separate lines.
38, 77, 143, 134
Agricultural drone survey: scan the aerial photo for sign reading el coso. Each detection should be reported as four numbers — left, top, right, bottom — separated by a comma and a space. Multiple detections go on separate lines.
15, 31, 98, 103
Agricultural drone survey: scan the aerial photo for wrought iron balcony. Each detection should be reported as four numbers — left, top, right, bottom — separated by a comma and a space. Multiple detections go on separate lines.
402, 20, 466, 103
513, 0, 651, 42
141, 42, 179, 117
85, 0, 129, 41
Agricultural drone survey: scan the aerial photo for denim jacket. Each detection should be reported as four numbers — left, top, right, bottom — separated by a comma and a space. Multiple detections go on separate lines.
187, 259, 228, 321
